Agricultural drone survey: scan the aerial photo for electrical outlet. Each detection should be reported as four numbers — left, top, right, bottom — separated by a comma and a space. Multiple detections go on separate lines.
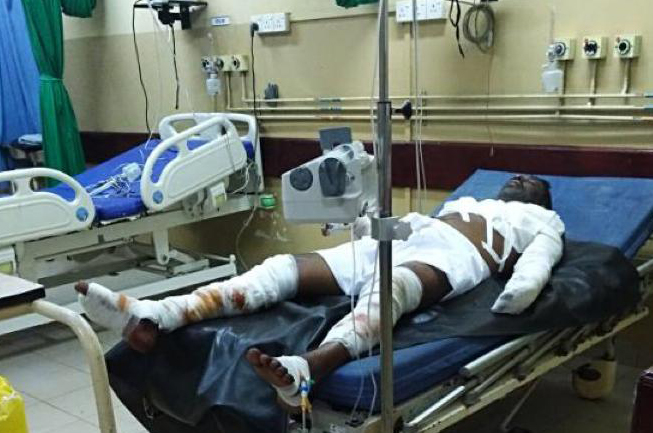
396, 0, 445, 23
552, 38, 576, 61
582, 36, 608, 59
426, 0, 446, 20
614, 34, 642, 58
251, 13, 290, 34
231, 54, 249, 72
416, 0, 427, 21
396, 0, 413, 23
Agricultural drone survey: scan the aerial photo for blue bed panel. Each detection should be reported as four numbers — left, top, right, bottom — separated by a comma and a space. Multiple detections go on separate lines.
437, 170, 653, 258
316, 336, 507, 410
48, 138, 254, 221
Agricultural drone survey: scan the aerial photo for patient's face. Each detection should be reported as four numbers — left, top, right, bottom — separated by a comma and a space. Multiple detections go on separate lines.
497, 175, 552, 209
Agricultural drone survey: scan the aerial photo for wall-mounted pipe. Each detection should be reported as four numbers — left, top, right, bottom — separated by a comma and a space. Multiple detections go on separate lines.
621, 59, 633, 95
233, 72, 641, 104
230, 105, 646, 113
250, 113, 653, 123
589, 61, 599, 106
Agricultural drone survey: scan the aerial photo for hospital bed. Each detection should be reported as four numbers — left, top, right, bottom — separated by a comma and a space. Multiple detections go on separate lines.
0, 112, 263, 334
106, 170, 653, 433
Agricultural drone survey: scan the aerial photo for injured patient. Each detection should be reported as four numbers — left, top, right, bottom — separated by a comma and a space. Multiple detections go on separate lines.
75, 174, 565, 411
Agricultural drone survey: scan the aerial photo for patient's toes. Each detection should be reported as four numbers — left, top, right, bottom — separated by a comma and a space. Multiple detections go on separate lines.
245, 348, 264, 366
284, 374, 294, 385
270, 359, 281, 370
260, 354, 272, 366
75, 281, 89, 296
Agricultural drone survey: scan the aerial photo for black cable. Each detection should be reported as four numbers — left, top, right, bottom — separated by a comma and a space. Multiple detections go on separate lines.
449, 0, 465, 58
170, 25, 180, 110
250, 22, 260, 173
133, 0, 151, 135
250, 24, 259, 122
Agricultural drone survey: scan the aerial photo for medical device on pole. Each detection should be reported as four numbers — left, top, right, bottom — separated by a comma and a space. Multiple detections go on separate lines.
282, 0, 399, 430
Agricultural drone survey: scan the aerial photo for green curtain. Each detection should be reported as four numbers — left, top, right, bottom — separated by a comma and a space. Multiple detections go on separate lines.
21, 0, 96, 176
337, 0, 378, 8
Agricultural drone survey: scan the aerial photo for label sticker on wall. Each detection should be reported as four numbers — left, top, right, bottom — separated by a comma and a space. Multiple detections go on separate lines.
210, 15, 231, 27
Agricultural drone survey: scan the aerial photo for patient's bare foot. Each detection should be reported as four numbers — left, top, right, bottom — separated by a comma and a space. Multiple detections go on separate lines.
246, 348, 302, 413
246, 348, 295, 388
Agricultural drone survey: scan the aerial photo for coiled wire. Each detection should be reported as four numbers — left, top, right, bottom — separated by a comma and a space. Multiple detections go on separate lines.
462, 2, 495, 53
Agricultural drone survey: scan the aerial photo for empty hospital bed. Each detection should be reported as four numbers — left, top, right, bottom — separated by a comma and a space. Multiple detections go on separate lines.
0, 113, 263, 334
105, 170, 653, 433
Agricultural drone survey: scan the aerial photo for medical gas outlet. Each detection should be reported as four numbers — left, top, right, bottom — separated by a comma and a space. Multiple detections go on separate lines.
614, 35, 641, 58
551, 38, 575, 61
582, 36, 608, 59
201, 56, 222, 96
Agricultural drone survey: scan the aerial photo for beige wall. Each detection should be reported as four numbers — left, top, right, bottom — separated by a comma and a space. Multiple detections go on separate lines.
65, 0, 653, 144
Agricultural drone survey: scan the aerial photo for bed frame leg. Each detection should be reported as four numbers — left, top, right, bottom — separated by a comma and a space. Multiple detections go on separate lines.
31, 300, 118, 433
499, 379, 541, 433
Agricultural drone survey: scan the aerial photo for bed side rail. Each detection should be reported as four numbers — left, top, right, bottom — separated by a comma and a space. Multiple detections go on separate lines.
142, 116, 248, 211
159, 113, 263, 192
0, 168, 95, 246
158, 113, 257, 144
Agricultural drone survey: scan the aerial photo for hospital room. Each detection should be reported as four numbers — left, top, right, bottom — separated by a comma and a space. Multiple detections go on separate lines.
3, 0, 653, 432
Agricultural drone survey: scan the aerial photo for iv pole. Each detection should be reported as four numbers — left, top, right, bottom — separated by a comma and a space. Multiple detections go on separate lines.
375, 0, 395, 431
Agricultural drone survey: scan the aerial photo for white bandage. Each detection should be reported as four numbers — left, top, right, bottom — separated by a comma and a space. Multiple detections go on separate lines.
320, 266, 423, 357
78, 283, 135, 332
272, 356, 311, 407
78, 254, 299, 334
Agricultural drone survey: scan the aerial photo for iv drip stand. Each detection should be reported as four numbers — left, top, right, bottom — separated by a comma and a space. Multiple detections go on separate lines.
375, 0, 395, 431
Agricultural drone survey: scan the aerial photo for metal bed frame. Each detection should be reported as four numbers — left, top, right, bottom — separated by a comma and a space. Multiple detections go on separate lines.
307, 258, 653, 433
0, 113, 263, 335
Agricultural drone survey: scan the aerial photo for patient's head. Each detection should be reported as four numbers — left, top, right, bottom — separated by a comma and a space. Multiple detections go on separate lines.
497, 174, 552, 210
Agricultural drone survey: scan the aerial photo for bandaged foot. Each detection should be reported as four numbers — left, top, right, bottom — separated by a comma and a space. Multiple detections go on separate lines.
246, 348, 311, 411
75, 281, 159, 353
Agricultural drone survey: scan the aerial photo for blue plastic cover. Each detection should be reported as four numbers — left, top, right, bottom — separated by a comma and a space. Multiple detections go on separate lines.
49, 138, 254, 221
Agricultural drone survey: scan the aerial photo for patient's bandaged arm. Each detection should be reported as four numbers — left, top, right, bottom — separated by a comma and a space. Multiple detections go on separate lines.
492, 228, 564, 315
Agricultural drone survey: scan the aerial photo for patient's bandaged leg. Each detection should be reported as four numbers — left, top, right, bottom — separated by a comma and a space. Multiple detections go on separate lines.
78, 254, 298, 333
320, 266, 423, 356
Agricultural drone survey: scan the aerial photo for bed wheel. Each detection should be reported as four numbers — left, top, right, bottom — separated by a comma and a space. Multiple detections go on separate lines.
572, 359, 616, 400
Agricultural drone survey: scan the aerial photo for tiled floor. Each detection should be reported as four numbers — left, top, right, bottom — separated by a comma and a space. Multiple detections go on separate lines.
0, 321, 645, 433
0, 324, 146, 433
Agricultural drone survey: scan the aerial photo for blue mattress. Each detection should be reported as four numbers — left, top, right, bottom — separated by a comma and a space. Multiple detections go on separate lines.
49, 138, 254, 221
317, 169, 653, 410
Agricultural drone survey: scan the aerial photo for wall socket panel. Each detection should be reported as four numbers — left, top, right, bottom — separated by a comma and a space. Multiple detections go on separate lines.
251, 13, 290, 34
396, 0, 446, 23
